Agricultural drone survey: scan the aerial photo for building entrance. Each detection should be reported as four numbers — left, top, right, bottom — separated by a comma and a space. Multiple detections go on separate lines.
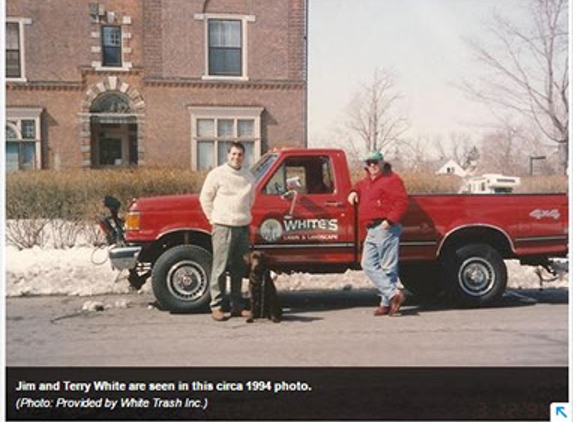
91, 122, 137, 167
89, 92, 138, 168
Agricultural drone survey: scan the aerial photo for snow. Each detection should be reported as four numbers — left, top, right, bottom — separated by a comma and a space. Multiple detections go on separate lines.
4, 244, 569, 298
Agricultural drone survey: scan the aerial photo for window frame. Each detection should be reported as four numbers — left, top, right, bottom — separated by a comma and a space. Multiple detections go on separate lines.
188, 106, 263, 171
208, 19, 242, 77
263, 156, 335, 196
194, 13, 256, 81
5, 108, 43, 171
101, 25, 123, 68
5, 18, 31, 82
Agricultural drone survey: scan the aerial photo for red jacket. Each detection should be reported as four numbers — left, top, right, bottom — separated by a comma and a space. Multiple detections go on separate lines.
352, 166, 408, 225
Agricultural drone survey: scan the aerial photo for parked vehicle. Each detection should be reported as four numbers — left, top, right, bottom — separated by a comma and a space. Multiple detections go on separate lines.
459, 174, 521, 194
99, 149, 568, 312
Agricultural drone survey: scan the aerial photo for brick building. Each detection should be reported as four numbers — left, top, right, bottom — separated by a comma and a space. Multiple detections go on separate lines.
5, 0, 307, 171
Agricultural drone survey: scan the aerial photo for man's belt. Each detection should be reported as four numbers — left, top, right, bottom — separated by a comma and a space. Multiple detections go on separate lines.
366, 218, 385, 229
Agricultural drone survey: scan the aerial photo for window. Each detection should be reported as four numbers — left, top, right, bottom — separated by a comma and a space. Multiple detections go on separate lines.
195, 13, 254, 80
264, 157, 335, 195
5, 19, 30, 80
102, 26, 122, 67
189, 107, 263, 171
91, 92, 132, 114
208, 20, 242, 76
5, 116, 41, 172
21, 120, 36, 139
252, 153, 278, 182
196, 118, 254, 169
6, 23, 21, 78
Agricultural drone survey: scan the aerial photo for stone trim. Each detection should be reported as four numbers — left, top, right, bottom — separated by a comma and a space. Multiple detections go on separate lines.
144, 79, 305, 90
6, 82, 83, 91
90, 5, 134, 72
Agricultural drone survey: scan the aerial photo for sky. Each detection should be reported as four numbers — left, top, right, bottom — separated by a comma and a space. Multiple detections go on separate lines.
307, 0, 527, 153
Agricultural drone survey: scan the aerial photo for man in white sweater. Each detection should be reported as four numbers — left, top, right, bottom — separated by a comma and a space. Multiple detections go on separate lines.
200, 142, 255, 322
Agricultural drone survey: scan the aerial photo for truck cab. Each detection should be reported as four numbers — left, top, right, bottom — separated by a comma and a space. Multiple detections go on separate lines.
250, 149, 356, 272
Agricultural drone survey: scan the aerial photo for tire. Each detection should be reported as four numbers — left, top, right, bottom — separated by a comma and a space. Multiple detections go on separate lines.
399, 262, 445, 302
442, 243, 507, 307
151, 245, 212, 313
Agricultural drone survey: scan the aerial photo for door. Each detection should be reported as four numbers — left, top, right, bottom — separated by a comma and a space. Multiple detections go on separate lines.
99, 137, 123, 166
251, 155, 355, 270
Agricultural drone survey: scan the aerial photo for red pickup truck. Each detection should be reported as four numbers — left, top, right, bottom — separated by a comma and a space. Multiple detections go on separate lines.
103, 148, 568, 312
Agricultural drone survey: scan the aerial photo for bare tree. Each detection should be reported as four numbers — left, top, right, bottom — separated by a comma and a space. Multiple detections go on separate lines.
463, 0, 568, 173
346, 67, 409, 153
393, 135, 435, 173
477, 124, 549, 175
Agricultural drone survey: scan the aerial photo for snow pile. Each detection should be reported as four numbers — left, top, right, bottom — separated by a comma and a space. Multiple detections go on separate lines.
5, 245, 143, 297
4, 245, 569, 297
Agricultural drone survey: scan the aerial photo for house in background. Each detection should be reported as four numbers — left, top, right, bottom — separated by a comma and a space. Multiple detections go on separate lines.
5, 0, 307, 171
434, 158, 467, 177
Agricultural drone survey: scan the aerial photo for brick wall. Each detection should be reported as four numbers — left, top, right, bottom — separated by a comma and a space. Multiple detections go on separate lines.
288, 0, 307, 80
6, 0, 307, 169
143, 0, 163, 77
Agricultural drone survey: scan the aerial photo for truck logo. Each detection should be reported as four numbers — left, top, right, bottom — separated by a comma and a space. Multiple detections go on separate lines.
284, 219, 338, 232
529, 209, 560, 220
260, 219, 284, 242
259, 218, 339, 242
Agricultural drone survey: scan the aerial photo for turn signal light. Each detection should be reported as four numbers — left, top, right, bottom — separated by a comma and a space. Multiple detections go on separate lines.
125, 212, 140, 231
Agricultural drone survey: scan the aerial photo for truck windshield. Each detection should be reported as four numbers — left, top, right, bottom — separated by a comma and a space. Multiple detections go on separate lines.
251, 153, 278, 182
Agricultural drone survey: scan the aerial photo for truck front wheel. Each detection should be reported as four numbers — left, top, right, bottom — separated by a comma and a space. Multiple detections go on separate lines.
442, 243, 507, 307
152, 245, 212, 312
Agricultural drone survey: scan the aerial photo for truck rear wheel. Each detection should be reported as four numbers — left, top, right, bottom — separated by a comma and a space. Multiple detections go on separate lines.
399, 263, 445, 302
152, 245, 212, 313
442, 243, 507, 307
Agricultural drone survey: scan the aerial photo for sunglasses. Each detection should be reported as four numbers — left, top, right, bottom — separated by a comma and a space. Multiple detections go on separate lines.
365, 160, 380, 166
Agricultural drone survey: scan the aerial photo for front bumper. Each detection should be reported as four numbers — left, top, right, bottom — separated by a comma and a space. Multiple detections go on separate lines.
109, 245, 143, 270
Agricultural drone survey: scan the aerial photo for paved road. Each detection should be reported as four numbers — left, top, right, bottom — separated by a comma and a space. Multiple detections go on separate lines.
5, 288, 569, 366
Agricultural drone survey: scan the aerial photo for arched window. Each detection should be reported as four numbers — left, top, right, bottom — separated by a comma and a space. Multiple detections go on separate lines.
90, 93, 133, 114
89, 93, 138, 168
5, 122, 36, 172
6, 124, 19, 140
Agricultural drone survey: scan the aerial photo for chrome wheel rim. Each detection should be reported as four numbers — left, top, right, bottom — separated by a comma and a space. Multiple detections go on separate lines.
166, 260, 208, 302
458, 257, 495, 297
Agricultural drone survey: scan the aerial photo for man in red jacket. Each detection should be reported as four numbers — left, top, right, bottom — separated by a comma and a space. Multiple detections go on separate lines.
347, 150, 408, 316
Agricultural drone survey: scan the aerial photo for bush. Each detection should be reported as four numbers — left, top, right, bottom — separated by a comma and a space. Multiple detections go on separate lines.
6, 168, 206, 249
6, 168, 206, 221
350, 168, 463, 194
516, 175, 568, 193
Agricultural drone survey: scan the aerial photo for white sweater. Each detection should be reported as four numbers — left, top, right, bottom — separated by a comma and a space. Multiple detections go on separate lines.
199, 163, 255, 227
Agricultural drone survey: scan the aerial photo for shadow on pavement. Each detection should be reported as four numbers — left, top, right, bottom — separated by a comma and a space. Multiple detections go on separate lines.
277, 287, 568, 315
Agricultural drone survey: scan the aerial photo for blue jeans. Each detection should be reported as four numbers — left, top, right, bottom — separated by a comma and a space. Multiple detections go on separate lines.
361, 223, 402, 306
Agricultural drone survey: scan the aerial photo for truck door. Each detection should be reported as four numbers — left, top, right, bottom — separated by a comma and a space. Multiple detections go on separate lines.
251, 155, 355, 270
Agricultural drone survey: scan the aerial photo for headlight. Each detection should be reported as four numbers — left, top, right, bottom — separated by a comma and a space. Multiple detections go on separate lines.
125, 212, 140, 231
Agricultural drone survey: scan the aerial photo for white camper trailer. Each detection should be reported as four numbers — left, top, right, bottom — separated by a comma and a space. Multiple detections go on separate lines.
460, 174, 521, 194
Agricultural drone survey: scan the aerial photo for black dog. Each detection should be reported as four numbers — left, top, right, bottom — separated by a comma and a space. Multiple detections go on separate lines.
244, 251, 282, 323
